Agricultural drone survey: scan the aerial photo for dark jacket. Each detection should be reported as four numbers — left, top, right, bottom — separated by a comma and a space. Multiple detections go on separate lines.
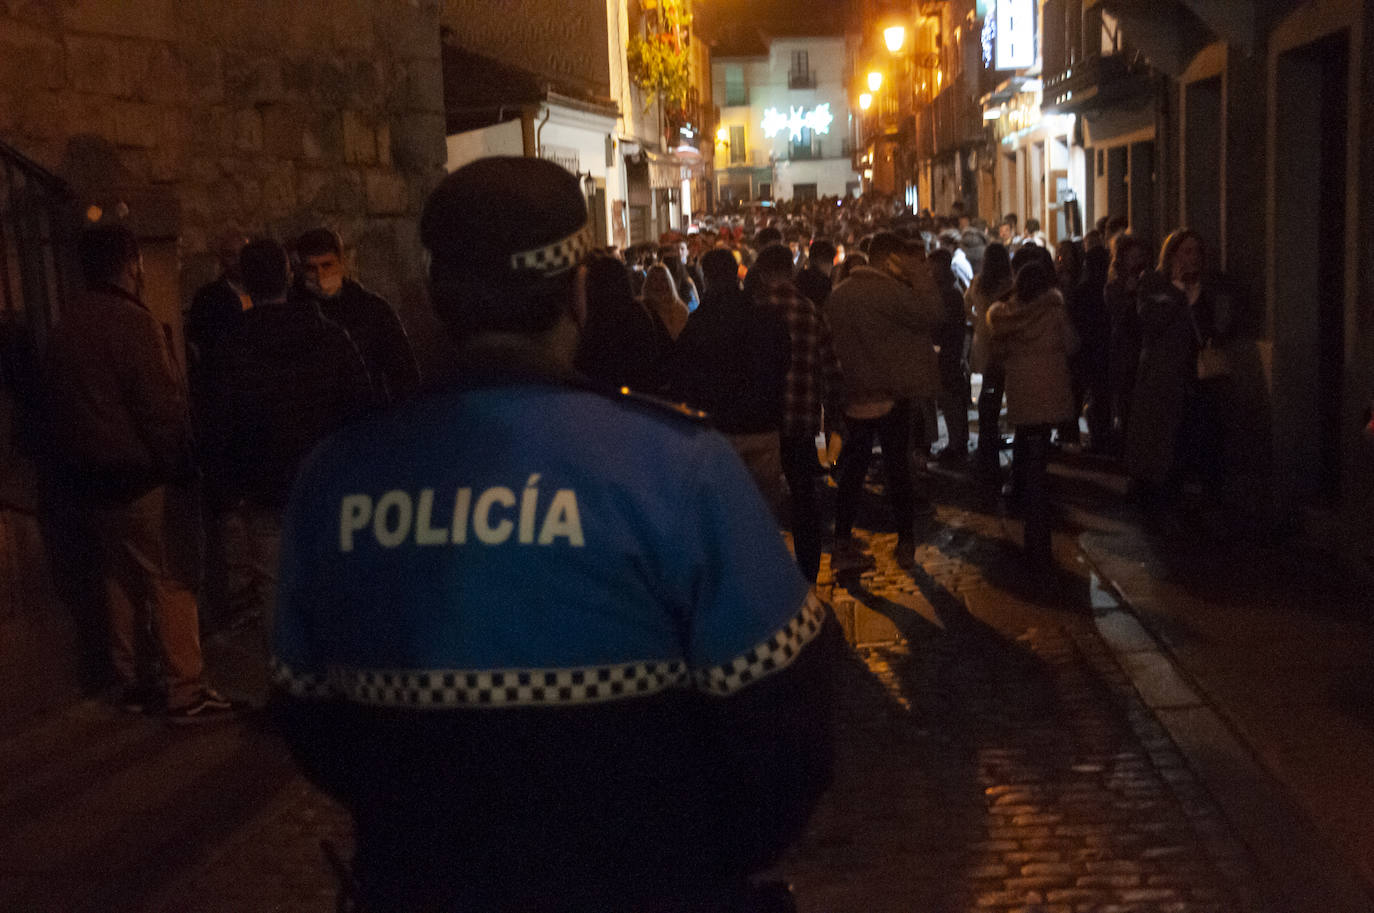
184, 276, 247, 379
666, 285, 789, 434
202, 300, 375, 508
43, 284, 195, 500
575, 302, 668, 395
934, 275, 968, 368
1067, 249, 1111, 385
294, 278, 420, 404
795, 266, 832, 310
1125, 271, 1239, 484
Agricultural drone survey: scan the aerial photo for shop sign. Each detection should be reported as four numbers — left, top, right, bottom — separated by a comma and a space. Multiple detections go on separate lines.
994, 0, 1036, 70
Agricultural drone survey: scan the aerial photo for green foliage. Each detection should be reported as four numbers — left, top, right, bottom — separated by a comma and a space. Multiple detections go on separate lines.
627, 0, 693, 110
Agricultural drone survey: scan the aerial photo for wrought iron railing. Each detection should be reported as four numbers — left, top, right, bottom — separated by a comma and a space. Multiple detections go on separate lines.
1, 140, 77, 464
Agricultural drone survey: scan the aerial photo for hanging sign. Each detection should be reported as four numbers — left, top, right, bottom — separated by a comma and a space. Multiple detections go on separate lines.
995, 0, 1036, 69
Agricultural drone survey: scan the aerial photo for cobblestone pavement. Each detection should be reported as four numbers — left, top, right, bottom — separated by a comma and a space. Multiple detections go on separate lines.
768, 480, 1272, 913
0, 468, 1275, 913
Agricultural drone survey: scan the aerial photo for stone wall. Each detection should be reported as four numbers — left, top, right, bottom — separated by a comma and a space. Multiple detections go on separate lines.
0, 0, 451, 375
440, 0, 612, 98
0, 0, 449, 734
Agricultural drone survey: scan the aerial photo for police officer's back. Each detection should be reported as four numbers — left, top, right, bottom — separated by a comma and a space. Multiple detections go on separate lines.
270, 158, 839, 913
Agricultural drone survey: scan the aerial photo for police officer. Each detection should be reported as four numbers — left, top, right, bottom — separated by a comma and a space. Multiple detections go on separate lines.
270, 157, 839, 913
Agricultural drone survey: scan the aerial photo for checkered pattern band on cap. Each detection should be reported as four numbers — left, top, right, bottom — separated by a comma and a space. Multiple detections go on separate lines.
272, 656, 690, 709
509, 222, 595, 277
693, 591, 829, 696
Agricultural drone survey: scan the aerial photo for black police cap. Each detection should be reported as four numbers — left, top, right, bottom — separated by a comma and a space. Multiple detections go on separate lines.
421, 157, 592, 287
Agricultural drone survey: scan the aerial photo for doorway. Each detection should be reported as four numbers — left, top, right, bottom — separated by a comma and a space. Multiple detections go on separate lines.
1273, 29, 1349, 504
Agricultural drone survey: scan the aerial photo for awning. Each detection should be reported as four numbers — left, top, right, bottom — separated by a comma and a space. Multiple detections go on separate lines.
645, 149, 693, 188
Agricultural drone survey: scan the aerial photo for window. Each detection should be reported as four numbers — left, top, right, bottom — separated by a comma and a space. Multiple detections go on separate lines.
725, 67, 747, 106
788, 50, 814, 88
757, 182, 772, 200
789, 127, 819, 160
793, 183, 818, 201
729, 125, 746, 163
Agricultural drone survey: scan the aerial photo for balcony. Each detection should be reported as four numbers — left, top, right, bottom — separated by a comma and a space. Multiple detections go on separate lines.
1042, 52, 1153, 114
787, 69, 817, 90
724, 87, 748, 106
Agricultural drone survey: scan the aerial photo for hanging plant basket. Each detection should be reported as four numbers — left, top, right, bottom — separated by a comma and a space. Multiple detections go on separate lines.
627, 0, 692, 110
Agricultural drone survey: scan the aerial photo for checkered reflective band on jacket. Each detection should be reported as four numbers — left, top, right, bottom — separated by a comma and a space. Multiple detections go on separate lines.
272, 593, 826, 708
271, 376, 817, 714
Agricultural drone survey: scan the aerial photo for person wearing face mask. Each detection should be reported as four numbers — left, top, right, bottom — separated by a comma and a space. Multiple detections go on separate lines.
44, 224, 239, 722
291, 228, 421, 405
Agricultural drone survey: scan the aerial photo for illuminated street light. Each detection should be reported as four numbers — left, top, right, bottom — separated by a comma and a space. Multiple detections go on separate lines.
859, 92, 873, 110
867, 70, 883, 92
716, 126, 730, 144
884, 25, 906, 53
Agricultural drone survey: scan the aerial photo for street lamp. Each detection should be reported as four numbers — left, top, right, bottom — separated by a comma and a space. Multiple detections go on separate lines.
884, 25, 906, 53
867, 70, 883, 92
859, 92, 873, 110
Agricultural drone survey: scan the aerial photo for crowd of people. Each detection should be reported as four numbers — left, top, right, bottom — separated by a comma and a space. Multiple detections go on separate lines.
38, 157, 1262, 909
571, 193, 1256, 577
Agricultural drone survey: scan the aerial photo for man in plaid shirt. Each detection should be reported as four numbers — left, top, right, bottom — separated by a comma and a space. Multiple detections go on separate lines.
746, 243, 844, 584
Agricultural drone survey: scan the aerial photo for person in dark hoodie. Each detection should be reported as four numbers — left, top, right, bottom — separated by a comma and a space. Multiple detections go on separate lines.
669, 248, 790, 510
987, 259, 1078, 573
202, 238, 375, 641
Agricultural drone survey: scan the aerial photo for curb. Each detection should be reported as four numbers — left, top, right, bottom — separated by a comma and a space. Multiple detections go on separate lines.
1077, 540, 1374, 913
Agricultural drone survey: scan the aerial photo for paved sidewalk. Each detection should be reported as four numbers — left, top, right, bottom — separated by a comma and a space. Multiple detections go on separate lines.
1079, 475, 1374, 912
0, 462, 1303, 912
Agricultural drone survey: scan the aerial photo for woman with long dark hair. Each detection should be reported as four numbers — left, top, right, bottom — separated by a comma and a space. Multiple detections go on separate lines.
967, 242, 1014, 477
574, 252, 667, 393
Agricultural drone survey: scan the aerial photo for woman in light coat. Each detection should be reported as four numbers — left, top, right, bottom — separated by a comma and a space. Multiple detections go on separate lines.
987, 260, 1078, 570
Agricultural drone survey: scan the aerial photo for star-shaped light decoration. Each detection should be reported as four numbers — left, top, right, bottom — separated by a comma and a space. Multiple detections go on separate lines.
760, 103, 835, 139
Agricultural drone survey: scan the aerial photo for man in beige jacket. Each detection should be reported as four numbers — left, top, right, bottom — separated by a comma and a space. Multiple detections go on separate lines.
826, 232, 944, 569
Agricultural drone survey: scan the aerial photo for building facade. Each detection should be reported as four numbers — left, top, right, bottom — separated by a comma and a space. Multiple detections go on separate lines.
441, 0, 712, 245
713, 32, 861, 203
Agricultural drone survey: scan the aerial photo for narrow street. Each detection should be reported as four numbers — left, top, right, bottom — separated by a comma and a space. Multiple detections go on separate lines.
3, 454, 1342, 913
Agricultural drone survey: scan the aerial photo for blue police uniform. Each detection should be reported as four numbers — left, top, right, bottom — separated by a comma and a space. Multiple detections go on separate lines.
270, 355, 836, 912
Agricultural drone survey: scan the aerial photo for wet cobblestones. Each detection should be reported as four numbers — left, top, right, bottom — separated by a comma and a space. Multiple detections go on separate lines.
771, 498, 1269, 912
